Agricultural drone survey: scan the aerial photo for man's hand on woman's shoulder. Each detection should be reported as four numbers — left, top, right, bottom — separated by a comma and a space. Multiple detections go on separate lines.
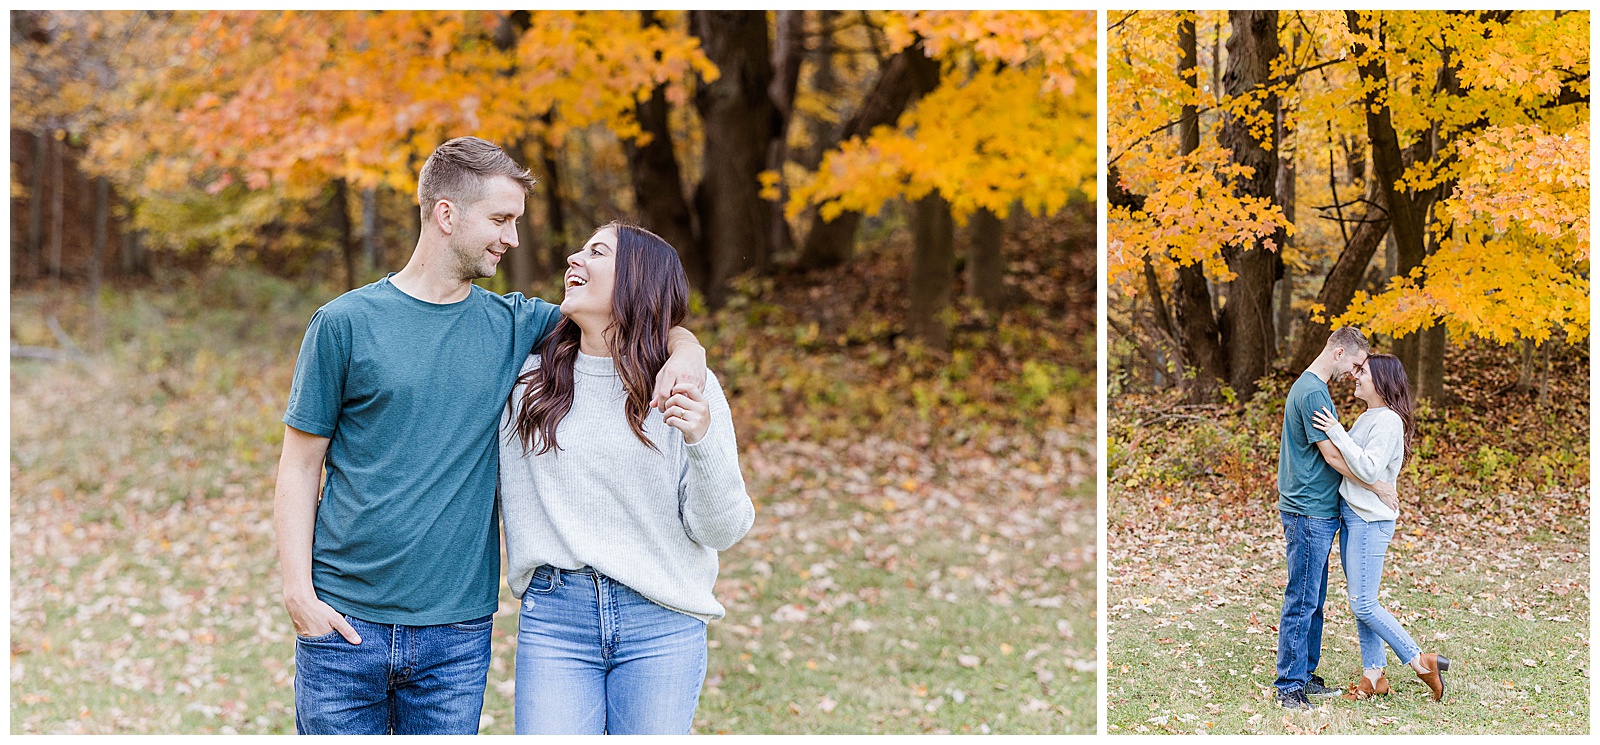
655, 327, 707, 408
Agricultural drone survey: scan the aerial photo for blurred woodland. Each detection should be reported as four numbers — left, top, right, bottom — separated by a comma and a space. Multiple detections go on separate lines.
10, 9, 1093, 351
1108, 10, 1588, 404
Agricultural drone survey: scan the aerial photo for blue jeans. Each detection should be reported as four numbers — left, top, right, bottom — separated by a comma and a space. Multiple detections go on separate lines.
515, 566, 707, 734
1340, 502, 1423, 669
293, 612, 493, 734
1275, 510, 1340, 694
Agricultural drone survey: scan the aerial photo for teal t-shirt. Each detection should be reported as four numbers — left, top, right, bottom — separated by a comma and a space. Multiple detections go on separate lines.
1277, 371, 1342, 518
283, 276, 561, 625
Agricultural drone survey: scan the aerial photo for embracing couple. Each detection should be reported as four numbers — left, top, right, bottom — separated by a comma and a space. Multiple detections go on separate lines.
1274, 327, 1454, 710
273, 137, 753, 734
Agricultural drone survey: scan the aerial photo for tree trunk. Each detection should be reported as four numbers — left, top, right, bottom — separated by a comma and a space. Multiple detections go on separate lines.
1347, 11, 1430, 382
361, 186, 380, 271
539, 118, 570, 276
89, 175, 108, 305
797, 10, 838, 172
1211, 17, 1223, 104
1217, 10, 1281, 401
624, 10, 702, 289
1289, 180, 1390, 371
1537, 339, 1552, 405
27, 130, 46, 278
49, 135, 64, 282
692, 10, 777, 307
908, 192, 956, 351
796, 39, 940, 270
767, 9, 805, 259
965, 207, 1007, 313
1275, 32, 1301, 356
329, 178, 359, 290
495, 138, 536, 293
1171, 16, 1225, 401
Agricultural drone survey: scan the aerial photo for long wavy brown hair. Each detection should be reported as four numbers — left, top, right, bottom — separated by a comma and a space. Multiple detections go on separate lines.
511, 221, 689, 455
1365, 353, 1416, 465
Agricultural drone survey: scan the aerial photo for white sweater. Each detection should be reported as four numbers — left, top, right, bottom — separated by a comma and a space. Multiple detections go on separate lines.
498, 352, 754, 621
1326, 406, 1405, 522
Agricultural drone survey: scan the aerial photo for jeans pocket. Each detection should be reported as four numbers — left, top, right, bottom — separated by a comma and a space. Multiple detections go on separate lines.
448, 615, 495, 633
525, 567, 560, 595
296, 629, 345, 644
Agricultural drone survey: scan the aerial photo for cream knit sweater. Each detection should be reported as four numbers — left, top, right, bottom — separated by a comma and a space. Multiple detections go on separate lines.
498, 352, 753, 621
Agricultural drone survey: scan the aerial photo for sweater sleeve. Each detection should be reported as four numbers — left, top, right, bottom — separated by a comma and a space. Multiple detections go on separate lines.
1328, 411, 1401, 484
678, 371, 754, 551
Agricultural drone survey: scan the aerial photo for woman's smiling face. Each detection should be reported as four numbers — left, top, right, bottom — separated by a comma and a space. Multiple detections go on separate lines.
560, 226, 618, 323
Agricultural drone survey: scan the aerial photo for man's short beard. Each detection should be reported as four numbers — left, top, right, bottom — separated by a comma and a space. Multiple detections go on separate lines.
448, 235, 495, 281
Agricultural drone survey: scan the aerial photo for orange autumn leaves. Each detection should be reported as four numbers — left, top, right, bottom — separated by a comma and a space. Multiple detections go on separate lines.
148, 10, 711, 196
1109, 10, 1589, 348
791, 10, 1097, 225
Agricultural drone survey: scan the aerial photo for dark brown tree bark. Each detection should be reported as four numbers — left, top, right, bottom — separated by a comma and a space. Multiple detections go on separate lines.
1275, 32, 1301, 356
767, 9, 805, 259
1289, 180, 1391, 371
691, 10, 777, 307
1216, 10, 1281, 401
796, 40, 940, 270
502, 139, 537, 294
1169, 17, 1226, 401
908, 192, 955, 351
796, 10, 838, 172
538, 118, 570, 276
361, 185, 380, 271
491, 10, 546, 291
1347, 11, 1428, 360
624, 10, 702, 289
89, 175, 108, 304
27, 130, 46, 277
965, 207, 1008, 313
49, 135, 64, 282
329, 178, 359, 290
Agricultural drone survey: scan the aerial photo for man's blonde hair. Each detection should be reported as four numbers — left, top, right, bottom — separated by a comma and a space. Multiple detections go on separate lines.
1325, 326, 1369, 354
417, 136, 536, 221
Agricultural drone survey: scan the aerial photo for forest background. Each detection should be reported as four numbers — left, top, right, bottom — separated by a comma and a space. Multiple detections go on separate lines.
9, 10, 1097, 734
1105, 10, 1589, 735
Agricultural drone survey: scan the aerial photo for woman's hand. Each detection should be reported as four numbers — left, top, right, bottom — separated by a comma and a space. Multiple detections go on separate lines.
1310, 406, 1346, 436
661, 381, 711, 444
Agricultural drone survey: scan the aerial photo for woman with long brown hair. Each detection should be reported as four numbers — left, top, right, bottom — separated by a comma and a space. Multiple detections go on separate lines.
497, 222, 753, 734
1311, 354, 1453, 702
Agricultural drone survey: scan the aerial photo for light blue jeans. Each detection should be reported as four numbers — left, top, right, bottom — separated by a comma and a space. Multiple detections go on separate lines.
515, 565, 707, 734
1339, 502, 1422, 669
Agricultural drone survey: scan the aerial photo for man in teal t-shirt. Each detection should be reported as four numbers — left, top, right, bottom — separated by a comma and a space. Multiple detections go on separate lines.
1274, 326, 1394, 710
275, 137, 706, 735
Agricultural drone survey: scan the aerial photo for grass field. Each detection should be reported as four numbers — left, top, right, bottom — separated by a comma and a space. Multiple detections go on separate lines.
1106, 347, 1591, 736
1106, 487, 1589, 735
9, 268, 1095, 734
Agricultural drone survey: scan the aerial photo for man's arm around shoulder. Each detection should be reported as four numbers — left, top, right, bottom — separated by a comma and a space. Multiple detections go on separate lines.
655, 326, 707, 409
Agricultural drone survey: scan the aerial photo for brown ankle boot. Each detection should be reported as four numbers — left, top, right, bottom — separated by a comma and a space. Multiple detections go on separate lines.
1415, 652, 1450, 701
1342, 673, 1390, 700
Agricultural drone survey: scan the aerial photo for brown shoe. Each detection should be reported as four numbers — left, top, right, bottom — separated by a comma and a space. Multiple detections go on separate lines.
1415, 653, 1451, 701
1342, 673, 1391, 700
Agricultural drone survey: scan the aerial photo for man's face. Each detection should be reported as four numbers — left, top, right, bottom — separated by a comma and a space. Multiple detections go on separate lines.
1336, 348, 1369, 380
445, 176, 525, 281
